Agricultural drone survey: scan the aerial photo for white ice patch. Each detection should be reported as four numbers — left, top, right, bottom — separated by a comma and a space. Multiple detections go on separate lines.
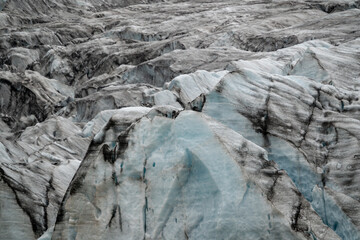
0, 0, 6, 11
0, 142, 11, 163
168, 70, 228, 104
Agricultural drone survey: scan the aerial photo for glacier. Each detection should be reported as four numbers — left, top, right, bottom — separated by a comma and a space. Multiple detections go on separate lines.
0, 0, 360, 239
52, 109, 338, 240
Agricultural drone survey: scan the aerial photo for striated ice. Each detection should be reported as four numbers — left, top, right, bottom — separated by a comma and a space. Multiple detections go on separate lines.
199, 40, 360, 238
51, 110, 339, 240
168, 70, 228, 105
1, 0, 360, 239
0, 0, 5, 11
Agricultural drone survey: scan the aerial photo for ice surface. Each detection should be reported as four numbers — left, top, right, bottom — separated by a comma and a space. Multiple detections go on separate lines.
1, 1, 360, 239
201, 40, 360, 238
52, 110, 339, 240
0, 0, 6, 11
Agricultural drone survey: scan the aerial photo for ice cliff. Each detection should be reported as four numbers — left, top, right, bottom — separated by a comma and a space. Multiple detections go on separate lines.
1, 0, 360, 239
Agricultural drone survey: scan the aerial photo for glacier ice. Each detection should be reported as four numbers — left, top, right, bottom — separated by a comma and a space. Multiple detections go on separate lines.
1, 0, 360, 239
52, 110, 338, 240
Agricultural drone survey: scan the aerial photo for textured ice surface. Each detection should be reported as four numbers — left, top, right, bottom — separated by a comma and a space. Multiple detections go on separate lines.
0, 117, 90, 238
201, 40, 360, 239
0, 0, 5, 11
52, 110, 338, 240
1, 0, 360, 239
168, 70, 228, 105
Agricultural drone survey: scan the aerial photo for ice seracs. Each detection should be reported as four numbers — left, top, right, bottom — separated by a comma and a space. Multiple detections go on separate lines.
52, 110, 339, 240
1, 0, 360, 239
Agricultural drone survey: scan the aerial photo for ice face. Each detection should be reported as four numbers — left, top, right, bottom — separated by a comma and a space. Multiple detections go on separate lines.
200, 40, 360, 238
0, 0, 6, 11
0, 142, 11, 163
1, 1, 360, 239
0, 117, 90, 238
168, 70, 228, 105
0, 179, 36, 240
312, 186, 360, 240
51, 110, 339, 240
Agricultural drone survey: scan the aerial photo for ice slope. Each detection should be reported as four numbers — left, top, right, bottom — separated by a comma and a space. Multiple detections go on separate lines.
163, 40, 360, 239
0, 0, 5, 11
1, 0, 360, 239
0, 117, 90, 238
51, 109, 339, 240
